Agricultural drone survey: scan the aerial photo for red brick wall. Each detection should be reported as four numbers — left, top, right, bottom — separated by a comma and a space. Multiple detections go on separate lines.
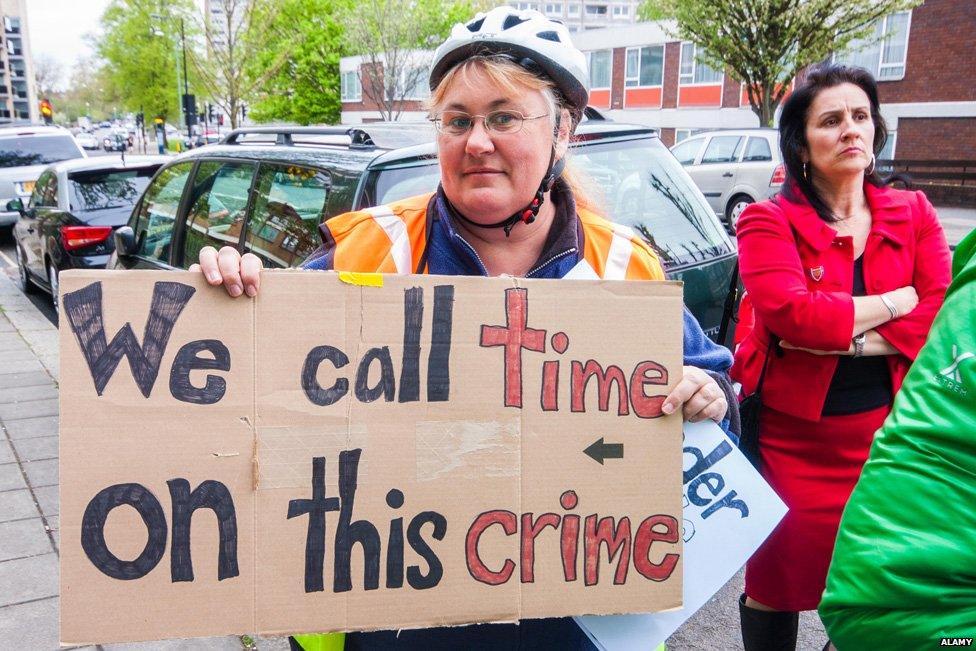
722, 75, 740, 108
662, 42, 680, 109
895, 118, 976, 160
659, 127, 676, 147
611, 48, 626, 110
342, 62, 425, 115
877, 0, 976, 103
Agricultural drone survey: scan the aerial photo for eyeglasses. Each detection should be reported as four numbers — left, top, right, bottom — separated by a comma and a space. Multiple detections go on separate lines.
430, 110, 549, 136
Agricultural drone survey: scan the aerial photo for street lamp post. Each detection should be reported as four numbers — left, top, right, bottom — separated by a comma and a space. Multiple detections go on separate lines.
151, 13, 192, 134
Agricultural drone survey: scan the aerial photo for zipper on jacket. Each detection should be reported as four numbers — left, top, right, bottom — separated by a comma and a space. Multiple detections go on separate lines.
450, 231, 490, 276
527, 248, 578, 278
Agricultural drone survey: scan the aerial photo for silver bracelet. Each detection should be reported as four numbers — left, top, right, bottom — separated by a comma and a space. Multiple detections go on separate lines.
880, 293, 899, 319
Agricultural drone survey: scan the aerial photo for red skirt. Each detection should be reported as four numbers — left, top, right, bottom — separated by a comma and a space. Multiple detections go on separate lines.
744, 403, 890, 611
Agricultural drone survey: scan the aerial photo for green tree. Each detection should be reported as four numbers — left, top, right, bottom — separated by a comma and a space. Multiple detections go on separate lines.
49, 58, 117, 124
248, 0, 351, 125
96, 0, 197, 124
342, 0, 487, 121
638, 0, 922, 126
189, 0, 298, 129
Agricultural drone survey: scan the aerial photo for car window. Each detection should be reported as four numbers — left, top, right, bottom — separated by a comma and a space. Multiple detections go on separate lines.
701, 136, 744, 164
245, 163, 330, 268
133, 162, 193, 264
571, 137, 732, 269
68, 168, 157, 212
0, 135, 82, 168
41, 175, 59, 207
369, 164, 441, 206
29, 171, 52, 209
742, 136, 773, 162
670, 138, 703, 165
182, 160, 256, 267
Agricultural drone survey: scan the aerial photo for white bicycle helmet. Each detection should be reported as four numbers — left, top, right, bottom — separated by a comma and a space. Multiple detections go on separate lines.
429, 6, 590, 116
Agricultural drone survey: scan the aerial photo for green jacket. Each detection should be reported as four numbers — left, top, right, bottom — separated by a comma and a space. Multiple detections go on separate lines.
820, 228, 976, 647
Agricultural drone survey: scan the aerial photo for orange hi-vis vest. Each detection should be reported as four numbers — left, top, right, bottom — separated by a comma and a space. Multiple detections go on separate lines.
315, 192, 666, 280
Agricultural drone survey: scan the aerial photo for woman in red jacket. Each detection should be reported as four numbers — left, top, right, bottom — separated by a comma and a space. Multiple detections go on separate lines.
732, 63, 951, 650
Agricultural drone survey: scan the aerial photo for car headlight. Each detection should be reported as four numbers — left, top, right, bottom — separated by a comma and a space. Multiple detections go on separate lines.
14, 181, 34, 196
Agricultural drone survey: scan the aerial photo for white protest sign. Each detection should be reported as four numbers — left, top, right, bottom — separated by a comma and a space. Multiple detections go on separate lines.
575, 420, 788, 649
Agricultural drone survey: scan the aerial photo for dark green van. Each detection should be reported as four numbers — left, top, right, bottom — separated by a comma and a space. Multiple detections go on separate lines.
109, 117, 737, 343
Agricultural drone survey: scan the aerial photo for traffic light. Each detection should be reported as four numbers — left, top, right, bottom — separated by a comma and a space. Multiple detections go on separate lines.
39, 98, 53, 124
182, 93, 197, 128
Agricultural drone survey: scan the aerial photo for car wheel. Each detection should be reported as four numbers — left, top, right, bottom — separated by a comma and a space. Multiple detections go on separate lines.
47, 261, 60, 316
16, 247, 39, 294
725, 195, 753, 235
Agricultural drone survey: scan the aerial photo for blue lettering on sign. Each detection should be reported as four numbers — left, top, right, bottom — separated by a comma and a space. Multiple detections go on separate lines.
682, 440, 749, 519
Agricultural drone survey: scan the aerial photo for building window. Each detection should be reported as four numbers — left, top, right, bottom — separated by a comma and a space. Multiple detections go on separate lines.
625, 45, 664, 87
613, 5, 628, 16
674, 129, 707, 144
585, 4, 608, 15
397, 65, 430, 100
587, 50, 612, 89
835, 11, 911, 81
879, 131, 896, 159
679, 42, 722, 84
340, 70, 361, 102
545, 3, 560, 14
568, 3, 580, 15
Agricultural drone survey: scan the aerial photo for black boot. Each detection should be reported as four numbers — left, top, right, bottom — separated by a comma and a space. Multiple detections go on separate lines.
739, 594, 799, 651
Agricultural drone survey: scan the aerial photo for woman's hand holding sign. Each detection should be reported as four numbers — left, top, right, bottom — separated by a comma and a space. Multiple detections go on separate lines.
190, 245, 263, 298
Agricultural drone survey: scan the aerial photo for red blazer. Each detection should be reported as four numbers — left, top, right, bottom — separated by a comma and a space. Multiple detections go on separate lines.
731, 183, 951, 422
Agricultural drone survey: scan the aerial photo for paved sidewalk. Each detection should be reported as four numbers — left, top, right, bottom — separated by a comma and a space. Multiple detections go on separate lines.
0, 272, 289, 651
0, 268, 828, 650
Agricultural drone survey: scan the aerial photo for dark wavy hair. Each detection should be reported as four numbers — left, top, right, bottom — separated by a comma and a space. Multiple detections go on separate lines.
779, 63, 889, 222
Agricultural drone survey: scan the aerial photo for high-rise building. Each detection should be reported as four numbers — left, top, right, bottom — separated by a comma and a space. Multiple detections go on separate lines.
205, 0, 229, 51
507, 1, 642, 32
0, 0, 37, 123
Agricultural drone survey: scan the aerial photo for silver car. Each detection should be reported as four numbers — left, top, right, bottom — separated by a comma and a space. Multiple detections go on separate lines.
0, 125, 86, 231
670, 128, 784, 233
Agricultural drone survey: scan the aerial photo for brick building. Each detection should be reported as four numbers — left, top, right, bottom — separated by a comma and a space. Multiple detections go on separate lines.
341, 0, 975, 160
573, 0, 976, 158
340, 52, 430, 124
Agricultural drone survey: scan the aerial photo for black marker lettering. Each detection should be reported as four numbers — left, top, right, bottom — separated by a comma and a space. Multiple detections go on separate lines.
302, 346, 350, 406
427, 285, 454, 401
398, 287, 423, 403
63, 281, 195, 397
406, 511, 447, 590
354, 347, 395, 403
333, 449, 381, 592
81, 483, 167, 580
167, 479, 239, 582
168, 340, 231, 405
287, 457, 340, 593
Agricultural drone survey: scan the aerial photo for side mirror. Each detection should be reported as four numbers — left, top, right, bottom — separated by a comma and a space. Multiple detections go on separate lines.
113, 226, 137, 257
6, 198, 23, 214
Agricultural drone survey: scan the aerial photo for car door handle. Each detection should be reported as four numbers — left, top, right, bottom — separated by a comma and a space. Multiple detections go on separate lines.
722, 172, 734, 178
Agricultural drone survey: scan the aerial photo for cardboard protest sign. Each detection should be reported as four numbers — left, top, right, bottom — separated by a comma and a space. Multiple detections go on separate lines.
59, 270, 685, 645
575, 420, 789, 649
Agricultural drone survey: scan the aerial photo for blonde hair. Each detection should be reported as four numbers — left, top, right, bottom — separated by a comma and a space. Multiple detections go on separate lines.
427, 55, 604, 215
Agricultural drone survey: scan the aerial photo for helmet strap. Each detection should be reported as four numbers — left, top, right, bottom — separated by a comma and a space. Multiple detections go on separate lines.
453, 146, 566, 237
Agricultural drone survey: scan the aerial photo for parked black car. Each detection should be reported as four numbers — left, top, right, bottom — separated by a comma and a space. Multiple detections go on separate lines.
12, 155, 169, 314
109, 118, 737, 340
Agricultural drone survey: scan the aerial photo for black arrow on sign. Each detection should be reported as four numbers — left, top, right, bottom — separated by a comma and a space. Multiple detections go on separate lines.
583, 437, 624, 465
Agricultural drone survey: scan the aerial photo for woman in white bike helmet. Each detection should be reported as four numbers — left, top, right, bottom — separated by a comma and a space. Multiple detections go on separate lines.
196, 7, 735, 648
